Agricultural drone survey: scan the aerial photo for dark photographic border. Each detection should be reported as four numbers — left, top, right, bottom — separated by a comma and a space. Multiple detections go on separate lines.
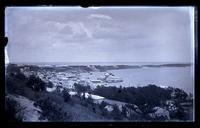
0, 0, 199, 128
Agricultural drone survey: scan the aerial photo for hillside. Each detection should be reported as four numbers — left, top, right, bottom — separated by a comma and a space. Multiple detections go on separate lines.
5, 64, 193, 122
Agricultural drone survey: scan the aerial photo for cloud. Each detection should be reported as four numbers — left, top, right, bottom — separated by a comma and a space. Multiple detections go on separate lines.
53, 22, 93, 42
5, 7, 194, 63
88, 14, 112, 20
72, 22, 93, 38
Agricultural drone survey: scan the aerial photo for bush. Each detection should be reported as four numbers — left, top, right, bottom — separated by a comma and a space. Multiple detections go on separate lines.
5, 96, 22, 122
62, 89, 71, 102
99, 101, 108, 109
169, 105, 187, 120
15, 72, 26, 80
36, 97, 71, 121
6, 77, 15, 93
80, 100, 88, 107
6, 64, 20, 75
173, 88, 188, 102
86, 94, 94, 105
111, 104, 122, 120
74, 83, 90, 97
47, 81, 54, 88
121, 105, 127, 117
5, 76, 26, 95
26, 75, 46, 92
101, 108, 109, 117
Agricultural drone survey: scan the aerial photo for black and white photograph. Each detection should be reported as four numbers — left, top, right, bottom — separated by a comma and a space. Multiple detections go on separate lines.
4, 6, 195, 122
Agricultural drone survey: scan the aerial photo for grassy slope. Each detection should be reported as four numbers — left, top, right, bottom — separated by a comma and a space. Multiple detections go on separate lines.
6, 72, 111, 121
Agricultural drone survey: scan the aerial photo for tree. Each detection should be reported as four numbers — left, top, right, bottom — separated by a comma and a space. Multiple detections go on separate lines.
26, 75, 46, 92
6, 64, 26, 81
6, 64, 20, 75
74, 83, 90, 99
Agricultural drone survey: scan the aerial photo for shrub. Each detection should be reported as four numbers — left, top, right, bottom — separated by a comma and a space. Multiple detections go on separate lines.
26, 75, 46, 92
99, 101, 108, 109
86, 94, 94, 105
5, 96, 22, 122
62, 89, 71, 102
101, 108, 109, 117
74, 83, 90, 97
170, 105, 187, 120
5, 76, 25, 95
15, 72, 26, 80
121, 105, 127, 117
46, 81, 54, 88
173, 88, 188, 102
111, 104, 122, 120
6, 64, 20, 75
36, 97, 71, 121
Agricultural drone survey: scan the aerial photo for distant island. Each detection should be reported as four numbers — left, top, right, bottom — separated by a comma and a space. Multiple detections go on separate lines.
8, 63, 192, 73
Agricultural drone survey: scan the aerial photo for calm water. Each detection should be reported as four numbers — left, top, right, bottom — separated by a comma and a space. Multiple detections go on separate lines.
109, 66, 194, 94
81, 65, 194, 94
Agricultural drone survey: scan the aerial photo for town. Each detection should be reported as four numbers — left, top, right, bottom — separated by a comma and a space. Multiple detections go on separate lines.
5, 64, 193, 122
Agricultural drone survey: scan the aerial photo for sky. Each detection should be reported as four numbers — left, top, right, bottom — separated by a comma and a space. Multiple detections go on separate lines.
5, 6, 195, 63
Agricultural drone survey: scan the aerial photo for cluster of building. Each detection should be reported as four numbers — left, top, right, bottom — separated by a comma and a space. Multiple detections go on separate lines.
19, 65, 124, 92
19, 66, 81, 90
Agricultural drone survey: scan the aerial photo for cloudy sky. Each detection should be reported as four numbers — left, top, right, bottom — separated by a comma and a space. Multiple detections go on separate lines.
5, 6, 194, 63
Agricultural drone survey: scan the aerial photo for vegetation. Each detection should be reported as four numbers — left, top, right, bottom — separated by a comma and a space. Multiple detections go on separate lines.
74, 83, 91, 98
6, 64, 20, 75
111, 104, 122, 120
46, 81, 54, 88
35, 97, 71, 121
93, 85, 172, 112
86, 94, 94, 105
92, 84, 191, 120
26, 75, 46, 92
62, 88, 71, 102
5, 96, 22, 122
5, 64, 193, 121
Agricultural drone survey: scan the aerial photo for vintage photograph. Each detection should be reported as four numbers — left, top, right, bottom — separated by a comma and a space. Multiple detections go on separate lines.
5, 6, 195, 122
